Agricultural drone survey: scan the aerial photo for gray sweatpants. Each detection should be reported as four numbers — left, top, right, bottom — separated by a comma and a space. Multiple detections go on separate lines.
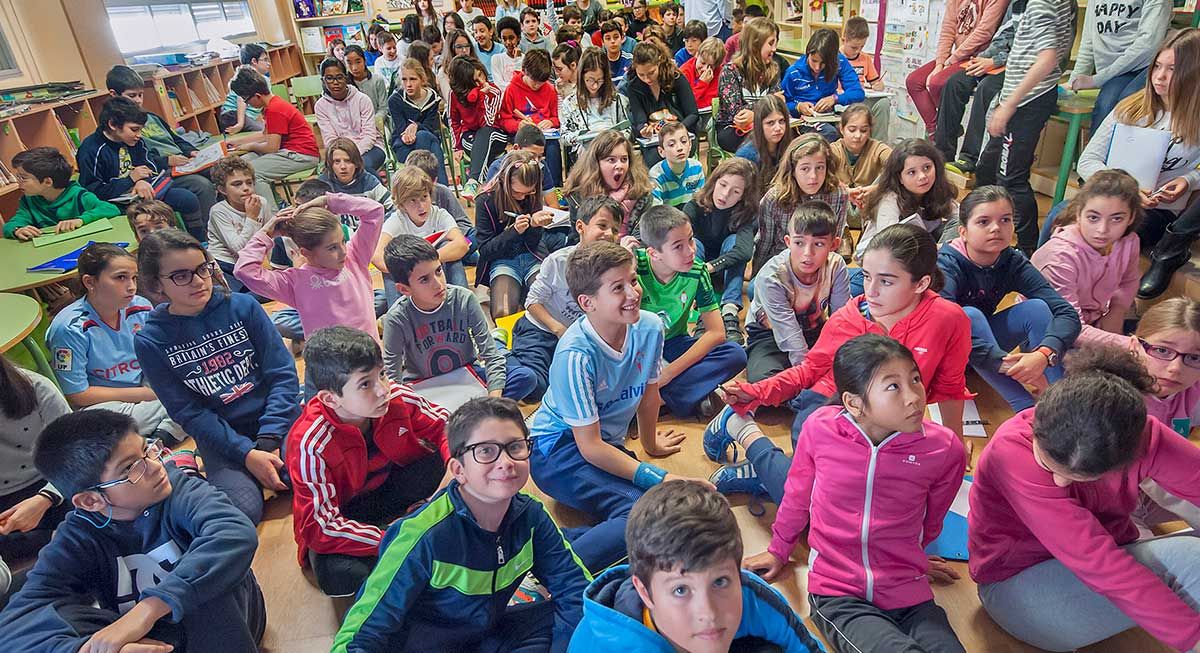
240, 149, 319, 205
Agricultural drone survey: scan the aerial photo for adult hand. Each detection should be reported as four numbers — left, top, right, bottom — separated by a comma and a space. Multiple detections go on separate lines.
964, 57, 995, 77
645, 428, 687, 456
0, 494, 52, 534
513, 214, 532, 233
55, 219, 84, 234
742, 550, 786, 582
1001, 351, 1049, 387
11, 225, 41, 241
814, 95, 836, 113
1155, 177, 1190, 203
987, 102, 1015, 137
795, 101, 815, 116
133, 180, 155, 200
1069, 75, 1096, 91
927, 556, 961, 584
245, 194, 263, 221
245, 448, 287, 491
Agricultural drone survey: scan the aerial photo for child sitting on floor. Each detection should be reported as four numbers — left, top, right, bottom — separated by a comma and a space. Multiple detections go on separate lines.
288, 326, 450, 598
1, 409, 266, 652
332, 397, 592, 651
636, 205, 747, 419
381, 235, 537, 404
571, 480, 825, 652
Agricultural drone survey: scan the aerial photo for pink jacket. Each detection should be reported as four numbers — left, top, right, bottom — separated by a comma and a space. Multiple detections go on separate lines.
968, 410, 1200, 651
936, 0, 1009, 65
1029, 224, 1140, 348
234, 193, 383, 340
314, 86, 383, 158
770, 406, 967, 610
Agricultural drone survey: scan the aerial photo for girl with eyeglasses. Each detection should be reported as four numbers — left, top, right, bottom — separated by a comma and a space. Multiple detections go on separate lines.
968, 344, 1200, 652
134, 228, 301, 524
315, 58, 387, 175
45, 243, 186, 447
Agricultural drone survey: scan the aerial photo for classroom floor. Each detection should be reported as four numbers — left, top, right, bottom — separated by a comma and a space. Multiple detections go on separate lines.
241, 268, 1177, 653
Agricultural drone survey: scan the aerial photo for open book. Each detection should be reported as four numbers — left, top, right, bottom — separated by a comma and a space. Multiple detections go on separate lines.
172, 141, 228, 177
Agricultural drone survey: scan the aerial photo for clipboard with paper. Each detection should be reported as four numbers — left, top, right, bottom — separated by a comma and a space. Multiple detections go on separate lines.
172, 141, 229, 177
1105, 123, 1173, 192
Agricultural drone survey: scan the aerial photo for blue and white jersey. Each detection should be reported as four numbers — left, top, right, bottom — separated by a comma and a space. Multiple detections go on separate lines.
46, 295, 154, 394
529, 311, 664, 447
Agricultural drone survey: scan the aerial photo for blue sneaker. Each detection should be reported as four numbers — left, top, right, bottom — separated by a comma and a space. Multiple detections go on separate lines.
703, 405, 739, 463
709, 459, 768, 498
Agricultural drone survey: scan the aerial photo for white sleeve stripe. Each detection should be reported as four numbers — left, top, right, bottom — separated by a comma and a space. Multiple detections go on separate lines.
395, 382, 450, 421
565, 352, 597, 422
299, 418, 384, 544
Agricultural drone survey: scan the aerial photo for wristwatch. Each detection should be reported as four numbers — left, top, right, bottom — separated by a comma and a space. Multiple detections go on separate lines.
1036, 346, 1059, 367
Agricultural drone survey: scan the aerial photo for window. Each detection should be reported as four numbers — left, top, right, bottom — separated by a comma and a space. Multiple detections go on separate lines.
0, 27, 19, 78
106, 1, 255, 55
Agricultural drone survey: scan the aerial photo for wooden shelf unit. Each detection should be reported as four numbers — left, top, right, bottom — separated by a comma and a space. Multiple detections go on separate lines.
0, 92, 109, 219
130, 44, 303, 132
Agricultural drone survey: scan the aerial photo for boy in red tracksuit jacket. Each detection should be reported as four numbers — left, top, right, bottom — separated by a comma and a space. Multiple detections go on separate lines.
498, 49, 565, 186
286, 327, 450, 597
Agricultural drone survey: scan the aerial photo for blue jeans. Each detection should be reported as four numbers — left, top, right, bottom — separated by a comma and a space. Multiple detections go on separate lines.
391, 131, 448, 184
489, 251, 541, 285
161, 186, 203, 241
1092, 67, 1148, 129
789, 389, 830, 447
472, 356, 538, 402
694, 234, 747, 307
848, 267, 864, 297
529, 433, 643, 573
979, 533, 1200, 652
660, 334, 747, 417
1038, 200, 1069, 247
963, 300, 1064, 412
511, 316, 558, 401
362, 145, 386, 174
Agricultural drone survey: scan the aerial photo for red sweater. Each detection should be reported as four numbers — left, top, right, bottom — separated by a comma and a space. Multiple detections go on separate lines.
730, 291, 973, 409
449, 84, 502, 149
498, 71, 560, 134
680, 57, 721, 110
264, 94, 319, 158
969, 410, 1200, 651
286, 382, 449, 565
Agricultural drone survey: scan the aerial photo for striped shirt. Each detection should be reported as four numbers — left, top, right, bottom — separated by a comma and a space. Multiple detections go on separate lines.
649, 157, 706, 207
999, 0, 1077, 107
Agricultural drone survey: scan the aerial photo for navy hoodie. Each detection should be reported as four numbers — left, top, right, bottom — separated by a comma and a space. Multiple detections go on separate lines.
570, 566, 824, 652
937, 239, 1081, 357
387, 87, 441, 153
134, 291, 300, 462
0, 467, 259, 652
76, 129, 162, 201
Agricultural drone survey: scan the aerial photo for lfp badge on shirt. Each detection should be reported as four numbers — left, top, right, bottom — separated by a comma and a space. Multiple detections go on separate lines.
54, 348, 73, 371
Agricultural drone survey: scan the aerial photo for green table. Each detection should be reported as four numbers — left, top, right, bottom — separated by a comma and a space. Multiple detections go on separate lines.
0, 218, 137, 293
0, 293, 55, 381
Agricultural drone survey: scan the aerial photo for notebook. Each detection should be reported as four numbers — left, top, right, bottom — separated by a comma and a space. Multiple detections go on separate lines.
924, 477, 972, 560
32, 218, 113, 248
408, 366, 487, 412
28, 241, 130, 273
1105, 123, 1173, 191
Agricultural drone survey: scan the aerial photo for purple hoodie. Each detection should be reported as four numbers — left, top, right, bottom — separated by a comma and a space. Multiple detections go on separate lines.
1029, 223, 1139, 348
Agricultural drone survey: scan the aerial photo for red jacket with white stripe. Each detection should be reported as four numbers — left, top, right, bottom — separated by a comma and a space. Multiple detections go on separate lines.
286, 382, 450, 566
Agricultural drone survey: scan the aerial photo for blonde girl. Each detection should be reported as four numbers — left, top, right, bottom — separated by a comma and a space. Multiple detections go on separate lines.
752, 134, 848, 275
715, 18, 782, 152
563, 129, 656, 244
387, 58, 448, 183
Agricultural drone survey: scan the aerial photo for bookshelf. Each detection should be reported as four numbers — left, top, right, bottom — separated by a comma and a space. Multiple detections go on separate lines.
0, 92, 110, 220
128, 45, 303, 133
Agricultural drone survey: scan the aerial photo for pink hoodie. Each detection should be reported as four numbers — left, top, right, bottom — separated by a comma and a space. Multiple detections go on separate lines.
234, 193, 384, 340
969, 410, 1200, 651
1030, 224, 1140, 348
314, 86, 384, 158
769, 406, 967, 610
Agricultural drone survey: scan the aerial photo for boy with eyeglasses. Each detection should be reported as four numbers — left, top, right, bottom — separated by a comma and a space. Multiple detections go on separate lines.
0, 409, 266, 652
286, 326, 451, 598
333, 396, 591, 652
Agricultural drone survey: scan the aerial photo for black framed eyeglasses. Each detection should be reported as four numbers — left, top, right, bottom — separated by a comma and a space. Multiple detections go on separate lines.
456, 438, 533, 464
90, 439, 165, 491
1139, 338, 1200, 370
323, 74, 348, 83
453, 42, 473, 52
161, 261, 219, 287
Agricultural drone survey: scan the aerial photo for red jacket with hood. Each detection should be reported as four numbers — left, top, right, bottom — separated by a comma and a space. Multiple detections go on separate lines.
498, 71, 560, 134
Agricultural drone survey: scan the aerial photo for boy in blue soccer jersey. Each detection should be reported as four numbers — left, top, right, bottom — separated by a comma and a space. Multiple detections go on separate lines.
528, 241, 712, 573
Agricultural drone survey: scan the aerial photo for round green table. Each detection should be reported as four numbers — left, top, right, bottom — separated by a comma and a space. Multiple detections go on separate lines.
0, 218, 137, 293
0, 292, 55, 381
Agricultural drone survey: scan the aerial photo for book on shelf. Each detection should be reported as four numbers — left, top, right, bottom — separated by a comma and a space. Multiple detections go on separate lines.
300, 27, 325, 53
293, 0, 317, 18
321, 0, 349, 14
166, 91, 184, 119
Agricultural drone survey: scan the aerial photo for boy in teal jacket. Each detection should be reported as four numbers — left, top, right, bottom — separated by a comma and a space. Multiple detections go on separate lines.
3, 147, 121, 241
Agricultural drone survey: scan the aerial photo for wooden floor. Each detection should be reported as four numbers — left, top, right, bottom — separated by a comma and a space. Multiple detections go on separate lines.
243, 287, 1174, 653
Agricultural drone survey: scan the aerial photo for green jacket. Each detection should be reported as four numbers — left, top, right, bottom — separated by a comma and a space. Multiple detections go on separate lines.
3, 182, 122, 239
